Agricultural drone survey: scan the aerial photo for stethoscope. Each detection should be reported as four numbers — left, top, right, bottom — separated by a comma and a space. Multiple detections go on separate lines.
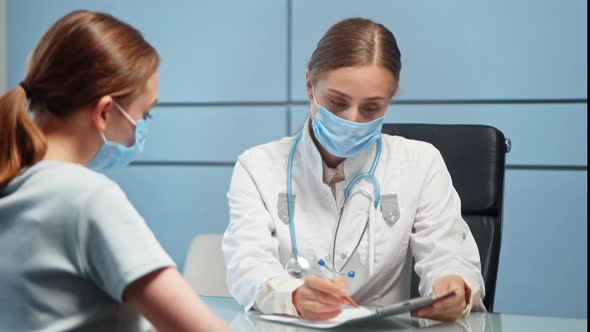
284, 129, 382, 279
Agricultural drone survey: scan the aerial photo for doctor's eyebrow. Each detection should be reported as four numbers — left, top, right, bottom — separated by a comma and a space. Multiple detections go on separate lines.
363, 96, 387, 101
327, 88, 352, 99
327, 88, 387, 101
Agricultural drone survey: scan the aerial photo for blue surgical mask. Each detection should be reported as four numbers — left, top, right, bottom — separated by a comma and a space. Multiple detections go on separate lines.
89, 101, 148, 171
311, 90, 384, 158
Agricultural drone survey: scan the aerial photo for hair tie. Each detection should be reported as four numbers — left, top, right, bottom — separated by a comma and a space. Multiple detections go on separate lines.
19, 81, 33, 99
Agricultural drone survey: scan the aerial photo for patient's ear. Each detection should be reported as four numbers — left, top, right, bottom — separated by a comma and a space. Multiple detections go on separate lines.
91, 95, 114, 132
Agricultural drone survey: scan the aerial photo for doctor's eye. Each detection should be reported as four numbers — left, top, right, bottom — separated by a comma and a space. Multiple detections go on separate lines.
362, 107, 380, 113
143, 112, 153, 120
362, 103, 384, 113
329, 99, 348, 109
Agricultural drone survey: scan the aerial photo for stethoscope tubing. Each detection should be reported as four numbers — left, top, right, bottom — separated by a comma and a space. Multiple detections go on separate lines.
286, 129, 382, 275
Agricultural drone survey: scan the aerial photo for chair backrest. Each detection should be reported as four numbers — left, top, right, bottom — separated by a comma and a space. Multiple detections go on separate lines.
183, 234, 230, 297
381, 123, 509, 311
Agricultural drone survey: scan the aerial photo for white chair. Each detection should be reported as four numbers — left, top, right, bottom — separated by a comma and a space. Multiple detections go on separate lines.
183, 234, 230, 297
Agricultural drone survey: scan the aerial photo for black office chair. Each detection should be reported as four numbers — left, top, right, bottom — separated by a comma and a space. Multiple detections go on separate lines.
381, 123, 511, 312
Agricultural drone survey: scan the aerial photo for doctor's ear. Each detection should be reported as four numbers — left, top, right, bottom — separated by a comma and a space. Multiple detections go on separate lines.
305, 69, 313, 100
91, 95, 114, 132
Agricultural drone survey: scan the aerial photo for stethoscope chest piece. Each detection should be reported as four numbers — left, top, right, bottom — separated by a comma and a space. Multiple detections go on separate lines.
285, 256, 310, 279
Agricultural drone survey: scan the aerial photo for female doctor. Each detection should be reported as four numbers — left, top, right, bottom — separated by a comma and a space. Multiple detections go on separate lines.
222, 17, 485, 322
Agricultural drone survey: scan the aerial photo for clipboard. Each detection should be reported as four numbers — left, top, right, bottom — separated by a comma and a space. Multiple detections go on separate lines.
369, 289, 456, 319
254, 289, 457, 329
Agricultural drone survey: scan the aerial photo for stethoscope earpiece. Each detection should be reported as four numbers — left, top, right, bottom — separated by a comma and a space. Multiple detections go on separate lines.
317, 259, 356, 278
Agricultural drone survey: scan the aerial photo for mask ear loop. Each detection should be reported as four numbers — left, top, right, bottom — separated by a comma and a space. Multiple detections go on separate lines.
312, 88, 319, 108
310, 87, 322, 120
99, 100, 136, 143
113, 100, 137, 126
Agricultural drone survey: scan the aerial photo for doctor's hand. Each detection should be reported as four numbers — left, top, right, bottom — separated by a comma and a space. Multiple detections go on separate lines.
412, 275, 470, 322
291, 275, 350, 321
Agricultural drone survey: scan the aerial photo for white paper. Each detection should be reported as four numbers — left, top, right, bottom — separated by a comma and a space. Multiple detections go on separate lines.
255, 306, 374, 329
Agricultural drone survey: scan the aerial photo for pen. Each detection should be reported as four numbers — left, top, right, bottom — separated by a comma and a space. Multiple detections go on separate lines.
314, 263, 360, 307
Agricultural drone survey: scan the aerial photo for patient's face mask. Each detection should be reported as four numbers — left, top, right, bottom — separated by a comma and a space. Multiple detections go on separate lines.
89, 101, 148, 171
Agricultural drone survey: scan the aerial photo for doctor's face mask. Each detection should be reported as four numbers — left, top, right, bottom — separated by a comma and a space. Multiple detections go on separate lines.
311, 89, 384, 158
309, 65, 396, 158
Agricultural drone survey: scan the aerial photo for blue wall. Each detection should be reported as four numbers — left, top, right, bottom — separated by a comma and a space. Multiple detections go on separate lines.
7, 0, 587, 318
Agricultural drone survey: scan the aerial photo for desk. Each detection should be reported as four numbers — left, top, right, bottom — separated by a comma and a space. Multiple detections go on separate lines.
202, 296, 587, 332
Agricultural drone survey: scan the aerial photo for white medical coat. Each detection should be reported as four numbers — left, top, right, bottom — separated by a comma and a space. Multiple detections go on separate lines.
223, 122, 485, 314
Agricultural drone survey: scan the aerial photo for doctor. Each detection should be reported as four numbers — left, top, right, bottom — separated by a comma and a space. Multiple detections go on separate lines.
223, 17, 485, 322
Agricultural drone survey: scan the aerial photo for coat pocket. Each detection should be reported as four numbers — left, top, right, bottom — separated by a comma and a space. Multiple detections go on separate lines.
277, 192, 295, 225
380, 194, 400, 226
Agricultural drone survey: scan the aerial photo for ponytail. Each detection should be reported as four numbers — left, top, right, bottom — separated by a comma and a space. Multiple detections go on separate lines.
0, 86, 47, 187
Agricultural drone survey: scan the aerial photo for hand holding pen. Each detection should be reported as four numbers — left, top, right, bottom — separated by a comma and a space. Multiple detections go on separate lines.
314, 260, 359, 308
292, 260, 359, 321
